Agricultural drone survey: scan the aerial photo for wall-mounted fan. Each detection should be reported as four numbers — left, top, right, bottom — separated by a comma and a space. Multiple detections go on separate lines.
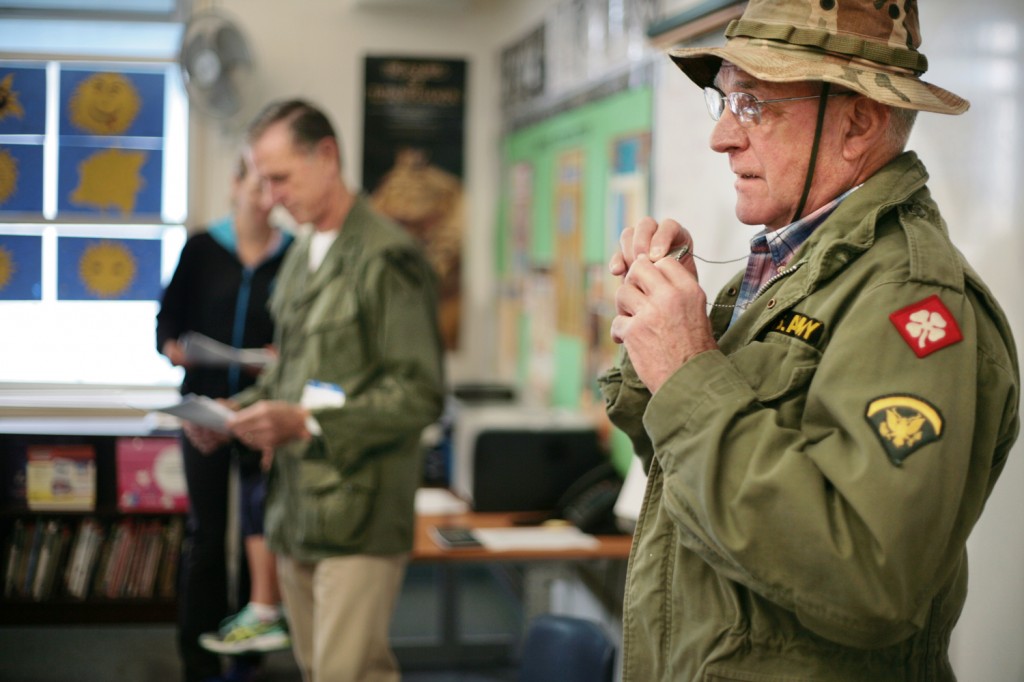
178, 9, 255, 119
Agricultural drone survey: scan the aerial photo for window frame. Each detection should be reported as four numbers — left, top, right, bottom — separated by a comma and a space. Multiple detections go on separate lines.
0, 11, 190, 390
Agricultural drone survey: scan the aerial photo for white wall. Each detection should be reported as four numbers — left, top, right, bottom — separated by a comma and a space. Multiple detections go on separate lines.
919, 3, 1024, 680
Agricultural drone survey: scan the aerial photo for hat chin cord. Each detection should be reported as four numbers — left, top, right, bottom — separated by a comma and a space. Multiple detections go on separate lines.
791, 81, 832, 224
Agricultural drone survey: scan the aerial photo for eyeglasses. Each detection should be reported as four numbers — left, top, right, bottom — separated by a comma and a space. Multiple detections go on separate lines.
703, 87, 853, 127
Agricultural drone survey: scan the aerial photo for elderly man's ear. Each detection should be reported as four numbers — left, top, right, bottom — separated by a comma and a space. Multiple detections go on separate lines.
841, 95, 892, 161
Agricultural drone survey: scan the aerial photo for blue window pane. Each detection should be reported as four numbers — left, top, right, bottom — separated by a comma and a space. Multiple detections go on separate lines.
0, 143, 44, 215
59, 68, 165, 138
0, 63, 48, 135
57, 146, 163, 218
0, 234, 42, 300
57, 235, 162, 300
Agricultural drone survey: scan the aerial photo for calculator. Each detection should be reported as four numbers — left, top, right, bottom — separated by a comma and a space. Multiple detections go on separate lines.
430, 526, 483, 549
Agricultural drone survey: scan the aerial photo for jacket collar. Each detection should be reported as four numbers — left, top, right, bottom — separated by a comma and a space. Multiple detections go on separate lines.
797, 151, 930, 285
295, 195, 374, 305
718, 151, 934, 344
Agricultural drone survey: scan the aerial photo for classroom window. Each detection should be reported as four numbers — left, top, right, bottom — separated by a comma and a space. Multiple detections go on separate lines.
0, 15, 187, 387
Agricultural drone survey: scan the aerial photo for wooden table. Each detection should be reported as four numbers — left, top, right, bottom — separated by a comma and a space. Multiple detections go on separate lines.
413, 511, 634, 562
399, 511, 632, 669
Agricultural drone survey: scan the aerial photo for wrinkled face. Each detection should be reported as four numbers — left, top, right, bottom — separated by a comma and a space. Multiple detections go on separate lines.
249, 120, 335, 226
710, 64, 845, 230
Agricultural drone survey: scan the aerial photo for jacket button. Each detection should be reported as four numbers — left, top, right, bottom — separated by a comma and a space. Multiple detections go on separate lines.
727, 287, 738, 296
766, 298, 777, 309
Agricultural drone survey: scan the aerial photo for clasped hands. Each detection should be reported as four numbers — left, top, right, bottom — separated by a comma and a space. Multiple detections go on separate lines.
609, 217, 718, 394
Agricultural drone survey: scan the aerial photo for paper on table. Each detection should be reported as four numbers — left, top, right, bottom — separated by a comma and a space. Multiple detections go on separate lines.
153, 394, 235, 433
415, 487, 470, 515
180, 332, 274, 368
472, 526, 600, 552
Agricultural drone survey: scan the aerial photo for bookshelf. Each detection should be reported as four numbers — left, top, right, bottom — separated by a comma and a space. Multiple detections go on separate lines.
0, 394, 187, 626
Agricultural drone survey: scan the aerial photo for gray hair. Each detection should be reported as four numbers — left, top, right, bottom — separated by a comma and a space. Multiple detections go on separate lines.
886, 105, 918, 152
247, 98, 342, 167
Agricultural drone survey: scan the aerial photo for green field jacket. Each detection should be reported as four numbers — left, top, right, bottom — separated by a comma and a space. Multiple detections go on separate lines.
235, 196, 445, 561
600, 152, 1020, 681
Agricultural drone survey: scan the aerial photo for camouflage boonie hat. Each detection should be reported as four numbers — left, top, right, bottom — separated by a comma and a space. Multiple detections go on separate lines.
669, 0, 968, 115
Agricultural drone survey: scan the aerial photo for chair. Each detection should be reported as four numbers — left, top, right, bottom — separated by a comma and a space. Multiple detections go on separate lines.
518, 614, 616, 682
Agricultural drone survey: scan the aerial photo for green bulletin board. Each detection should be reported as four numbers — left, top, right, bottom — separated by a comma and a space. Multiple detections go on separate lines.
498, 85, 652, 473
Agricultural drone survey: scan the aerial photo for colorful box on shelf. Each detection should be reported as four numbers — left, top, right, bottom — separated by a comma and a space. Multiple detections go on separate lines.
26, 445, 96, 511
115, 437, 189, 513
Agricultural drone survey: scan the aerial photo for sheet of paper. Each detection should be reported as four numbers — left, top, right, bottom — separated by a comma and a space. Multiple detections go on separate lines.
300, 380, 346, 410
152, 394, 235, 433
180, 331, 274, 368
415, 488, 470, 515
472, 526, 600, 552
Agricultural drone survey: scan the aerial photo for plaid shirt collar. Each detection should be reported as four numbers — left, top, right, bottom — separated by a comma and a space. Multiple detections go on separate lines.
731, 185, 862, 324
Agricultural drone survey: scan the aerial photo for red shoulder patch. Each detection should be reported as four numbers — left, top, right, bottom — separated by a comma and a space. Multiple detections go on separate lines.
889, 294, 963, 358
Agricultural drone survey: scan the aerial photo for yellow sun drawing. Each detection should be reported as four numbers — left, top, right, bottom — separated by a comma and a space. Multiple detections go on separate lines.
69, 72, 141, 135
0, 246, 14, 291
0, 73, 26, 123
79, 241, 136, 297
0, 148, 17, 205
70, 148, 146, 215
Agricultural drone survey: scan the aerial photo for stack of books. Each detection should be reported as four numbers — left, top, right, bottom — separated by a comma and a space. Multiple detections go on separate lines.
2, 516, 184, 602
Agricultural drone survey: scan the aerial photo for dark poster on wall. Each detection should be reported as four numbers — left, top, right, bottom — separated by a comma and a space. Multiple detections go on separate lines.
362, 56, 466, 350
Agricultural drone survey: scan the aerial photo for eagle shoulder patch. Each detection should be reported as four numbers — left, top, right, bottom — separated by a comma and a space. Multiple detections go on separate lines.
889, 294, 962, 358
865, 394, 943, 466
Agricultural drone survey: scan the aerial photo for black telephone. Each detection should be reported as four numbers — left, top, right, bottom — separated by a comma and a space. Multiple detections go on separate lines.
554, 462, 624, 535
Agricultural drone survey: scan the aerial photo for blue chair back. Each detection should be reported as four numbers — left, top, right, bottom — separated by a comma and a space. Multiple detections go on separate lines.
518, 614, 616, 682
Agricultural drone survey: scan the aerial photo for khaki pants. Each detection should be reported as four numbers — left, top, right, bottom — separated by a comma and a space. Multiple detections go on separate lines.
276, 553, 408, 682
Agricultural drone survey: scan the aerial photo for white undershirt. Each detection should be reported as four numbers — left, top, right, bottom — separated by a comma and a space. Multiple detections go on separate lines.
308, 229, 340, 272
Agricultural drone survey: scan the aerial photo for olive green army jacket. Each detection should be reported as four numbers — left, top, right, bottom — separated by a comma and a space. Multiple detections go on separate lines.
600, 152, 1020, 681
236, 196, 445, 561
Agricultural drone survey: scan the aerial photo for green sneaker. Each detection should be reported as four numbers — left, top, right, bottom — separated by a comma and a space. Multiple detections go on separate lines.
199, 604, 291, 655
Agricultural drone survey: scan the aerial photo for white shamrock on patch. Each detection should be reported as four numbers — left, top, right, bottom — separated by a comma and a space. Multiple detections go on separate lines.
905, 309, 947, 348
